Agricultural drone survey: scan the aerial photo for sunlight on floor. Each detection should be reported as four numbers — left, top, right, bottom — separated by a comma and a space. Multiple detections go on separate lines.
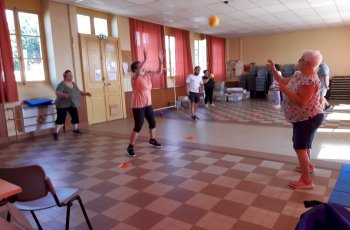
317, 128, 334, 133
333, 104, 350, 111
334, 129, 350, 133
318, 144, 350, 160
318, 128, 350, 133
326, 112, 350, 121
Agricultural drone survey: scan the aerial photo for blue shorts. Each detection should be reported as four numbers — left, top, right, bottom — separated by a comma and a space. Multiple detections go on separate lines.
292, 113, 324, 150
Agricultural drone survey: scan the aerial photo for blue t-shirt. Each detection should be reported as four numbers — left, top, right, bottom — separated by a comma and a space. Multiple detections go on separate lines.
317, 63, 330, 89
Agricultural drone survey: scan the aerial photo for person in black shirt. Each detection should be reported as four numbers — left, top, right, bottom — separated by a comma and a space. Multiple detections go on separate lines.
202, 70, 215, 107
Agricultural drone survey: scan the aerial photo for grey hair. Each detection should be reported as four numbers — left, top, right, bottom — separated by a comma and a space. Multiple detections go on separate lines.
302, 50, 323, 70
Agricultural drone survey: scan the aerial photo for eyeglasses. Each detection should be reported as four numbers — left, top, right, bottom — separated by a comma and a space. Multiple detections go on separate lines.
299, 58, 306, 62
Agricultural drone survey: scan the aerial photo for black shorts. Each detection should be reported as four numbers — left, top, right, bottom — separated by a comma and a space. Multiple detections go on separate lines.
292, 113, 324, 150
55, 107, 79, 125
188, 92, 200, 103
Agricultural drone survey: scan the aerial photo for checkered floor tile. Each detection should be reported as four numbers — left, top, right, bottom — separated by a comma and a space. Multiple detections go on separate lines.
171, 99, 349, 129
0, 130, 339, 230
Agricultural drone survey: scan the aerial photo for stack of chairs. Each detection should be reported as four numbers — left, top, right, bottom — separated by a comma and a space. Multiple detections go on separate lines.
282, 64, 295, 77
238, 74, 248, 89
255, 66, 268, 98
213, 82, 226, 101
246, 65, 258, 92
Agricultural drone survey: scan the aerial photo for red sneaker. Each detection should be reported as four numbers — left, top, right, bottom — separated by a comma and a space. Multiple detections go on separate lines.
289, 179, 314, 189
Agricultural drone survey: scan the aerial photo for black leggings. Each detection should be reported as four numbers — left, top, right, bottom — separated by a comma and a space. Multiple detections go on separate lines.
205, 87, 214, 104
55, 107, 79, 125
132, 105, 156, 133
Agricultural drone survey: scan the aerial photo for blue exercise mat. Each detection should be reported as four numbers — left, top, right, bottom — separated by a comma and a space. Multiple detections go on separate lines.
338, 170, 350, 182
332, 180, 350, 193
23, 98, 53, 107
329, 191, 350, 208
329, 163, 350, 208
342, 164, 350, 172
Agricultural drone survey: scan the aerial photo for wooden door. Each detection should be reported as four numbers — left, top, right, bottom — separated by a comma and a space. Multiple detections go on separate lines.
101, 39, 124, 120
80, 35, 125, 124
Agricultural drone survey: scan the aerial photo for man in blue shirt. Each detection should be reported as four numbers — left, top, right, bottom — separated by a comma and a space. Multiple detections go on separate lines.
317, 62, 330, 110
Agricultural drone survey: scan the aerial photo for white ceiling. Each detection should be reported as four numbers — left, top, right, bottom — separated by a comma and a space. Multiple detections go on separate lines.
55, 0, 350, 38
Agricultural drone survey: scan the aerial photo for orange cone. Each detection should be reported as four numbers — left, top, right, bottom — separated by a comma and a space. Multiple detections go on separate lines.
119, 162, 132, 168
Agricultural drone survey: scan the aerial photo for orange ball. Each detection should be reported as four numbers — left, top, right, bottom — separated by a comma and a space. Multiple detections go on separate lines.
208, 16, 220, 27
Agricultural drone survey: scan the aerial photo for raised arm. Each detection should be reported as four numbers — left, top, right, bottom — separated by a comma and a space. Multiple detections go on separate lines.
267, 60, 316, 106
266, 60, 290, 85
134, 50, 148, 79
154, 51, 164, 77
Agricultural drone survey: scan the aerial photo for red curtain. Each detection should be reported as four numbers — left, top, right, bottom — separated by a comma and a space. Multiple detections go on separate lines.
0, 0, 18, 103
206, 35, 226, 82
174, 29, 192, 87
129, 18, 166, 89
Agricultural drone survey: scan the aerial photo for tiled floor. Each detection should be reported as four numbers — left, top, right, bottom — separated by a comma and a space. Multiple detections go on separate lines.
1, 99, 349, 229
171, 98, 350, 129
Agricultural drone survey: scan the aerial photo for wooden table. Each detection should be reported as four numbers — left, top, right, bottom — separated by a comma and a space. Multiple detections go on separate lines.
0, 178, 22, 201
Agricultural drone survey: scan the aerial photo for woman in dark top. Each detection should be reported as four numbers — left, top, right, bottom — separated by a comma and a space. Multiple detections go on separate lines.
53, 70, 91, 140
202, 70, 215, 107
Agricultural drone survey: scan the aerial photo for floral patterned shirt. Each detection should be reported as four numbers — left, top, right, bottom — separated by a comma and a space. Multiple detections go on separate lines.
281, 71, 323, 123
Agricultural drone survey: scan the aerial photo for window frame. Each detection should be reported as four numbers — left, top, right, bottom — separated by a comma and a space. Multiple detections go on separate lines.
194, 38, 207, 70
165, 35, 176, 77
6, 8, 48, 84
76, 7, 111, 37
77, 14, 92, 35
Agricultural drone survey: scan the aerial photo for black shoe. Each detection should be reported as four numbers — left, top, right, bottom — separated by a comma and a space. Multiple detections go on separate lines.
73, 129, 82, 135
53, 133, 58, 141
324, 105, 331, 111
191, 115, 199, 120
149, 139, 162, 148
127, 145, 136, 157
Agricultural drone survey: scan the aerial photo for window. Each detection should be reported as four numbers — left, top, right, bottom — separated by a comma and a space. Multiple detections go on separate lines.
77, 14, 108, 36
6, 9, 46, 82
165, 35, 175, 77
77, 14, 91, 34
194, 39, 207, 70
94, 18, 108, 36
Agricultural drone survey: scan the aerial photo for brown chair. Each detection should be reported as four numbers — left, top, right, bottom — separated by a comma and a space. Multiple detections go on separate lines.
0, 165, 92, 230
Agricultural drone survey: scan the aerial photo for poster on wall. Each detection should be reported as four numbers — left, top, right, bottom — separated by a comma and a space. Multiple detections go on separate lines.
122, 62, 128, 76
108, 72, 117, 81
95, 69, 102, 81
105, 43, 115, 52
106, 61, 117, 72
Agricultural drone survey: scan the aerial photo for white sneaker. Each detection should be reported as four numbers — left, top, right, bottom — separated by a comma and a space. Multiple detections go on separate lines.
205, 104, 209, 108
274, 105, 281, 109
211, 103, 216, 107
